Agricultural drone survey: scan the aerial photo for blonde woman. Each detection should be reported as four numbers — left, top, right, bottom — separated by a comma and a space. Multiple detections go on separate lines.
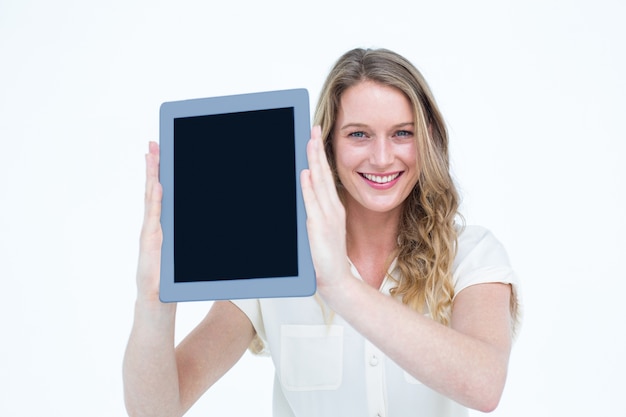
123, 48, 521, 417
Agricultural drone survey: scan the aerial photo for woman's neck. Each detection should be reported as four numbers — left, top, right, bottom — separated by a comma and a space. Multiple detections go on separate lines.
344, 202, 401, 264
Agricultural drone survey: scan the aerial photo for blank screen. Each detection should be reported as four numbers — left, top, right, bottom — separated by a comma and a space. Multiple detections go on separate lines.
173, 107, 298, 282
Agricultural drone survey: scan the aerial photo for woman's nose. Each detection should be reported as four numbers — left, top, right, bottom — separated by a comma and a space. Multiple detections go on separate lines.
370, 137, 393, 167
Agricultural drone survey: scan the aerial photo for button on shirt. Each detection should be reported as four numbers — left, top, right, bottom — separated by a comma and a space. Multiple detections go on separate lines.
232, 225, 521, 417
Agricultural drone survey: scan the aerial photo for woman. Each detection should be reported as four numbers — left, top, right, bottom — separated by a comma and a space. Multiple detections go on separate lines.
123, 48, 521, 417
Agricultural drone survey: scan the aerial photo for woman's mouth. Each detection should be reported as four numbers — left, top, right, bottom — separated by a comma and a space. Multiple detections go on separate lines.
360, 172, 402, 184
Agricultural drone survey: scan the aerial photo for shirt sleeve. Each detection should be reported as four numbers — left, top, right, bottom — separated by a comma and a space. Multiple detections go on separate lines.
452, 225, 523, 329
453, 226, 517, 291
230, 298, 270, 354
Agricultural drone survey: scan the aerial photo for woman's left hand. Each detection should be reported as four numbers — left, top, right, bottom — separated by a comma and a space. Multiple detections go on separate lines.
300, 126, 351, 295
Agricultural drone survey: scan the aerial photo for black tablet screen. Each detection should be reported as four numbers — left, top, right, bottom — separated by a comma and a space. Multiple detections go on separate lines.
173, 107, 298, 282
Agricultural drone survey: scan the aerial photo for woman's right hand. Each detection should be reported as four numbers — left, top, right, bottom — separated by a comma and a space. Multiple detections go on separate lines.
125, 143, 256, 417
136, 141, 164, 303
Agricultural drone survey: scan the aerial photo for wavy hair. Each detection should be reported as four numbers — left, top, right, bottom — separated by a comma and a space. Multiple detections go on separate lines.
314, 48, 461, 326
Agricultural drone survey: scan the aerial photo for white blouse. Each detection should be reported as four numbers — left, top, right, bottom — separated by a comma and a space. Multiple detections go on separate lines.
232, 225, 521, 417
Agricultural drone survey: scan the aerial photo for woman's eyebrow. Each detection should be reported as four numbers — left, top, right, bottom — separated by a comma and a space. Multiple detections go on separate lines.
338, 122, 414, 131
338, 122, 369, 131
392, 122, 415, 129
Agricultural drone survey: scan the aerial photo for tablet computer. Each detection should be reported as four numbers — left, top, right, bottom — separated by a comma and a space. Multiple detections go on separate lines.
159, 88, 315, 302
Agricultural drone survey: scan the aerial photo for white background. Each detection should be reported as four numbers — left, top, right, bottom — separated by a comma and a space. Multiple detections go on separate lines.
1, 0, 625, 416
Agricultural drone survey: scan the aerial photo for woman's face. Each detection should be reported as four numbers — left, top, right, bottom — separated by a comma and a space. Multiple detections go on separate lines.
332, 80, 420, 215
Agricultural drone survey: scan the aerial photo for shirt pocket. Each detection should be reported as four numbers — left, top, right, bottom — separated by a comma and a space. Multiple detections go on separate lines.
280, 324, 344, 391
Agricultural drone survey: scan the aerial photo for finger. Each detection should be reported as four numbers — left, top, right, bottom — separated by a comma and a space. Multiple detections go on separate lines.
300, 168, 321, 221
145, 141, 160, 192
141, 142, 163, 247
309, 126, 331, 175
305, 128, 330, 213
306, 126, 342, 213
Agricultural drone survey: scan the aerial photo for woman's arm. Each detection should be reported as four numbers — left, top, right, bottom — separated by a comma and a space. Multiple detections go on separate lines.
301, 129, 513, 412
319, 277, 512, 412
123, 300, 255, 417
122, 142, 255, 417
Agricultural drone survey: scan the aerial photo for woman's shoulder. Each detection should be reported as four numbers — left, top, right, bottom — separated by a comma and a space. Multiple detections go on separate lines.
452, 223, 520, 307
453, 224, 513, 273
456, 223, 495, 242
453, 224, 522, 331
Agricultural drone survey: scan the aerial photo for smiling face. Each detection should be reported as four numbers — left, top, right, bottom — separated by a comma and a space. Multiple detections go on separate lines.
333, 80, 420, 216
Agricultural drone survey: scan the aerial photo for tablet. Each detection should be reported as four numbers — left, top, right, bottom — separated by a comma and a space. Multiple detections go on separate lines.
159, 88, 315, 302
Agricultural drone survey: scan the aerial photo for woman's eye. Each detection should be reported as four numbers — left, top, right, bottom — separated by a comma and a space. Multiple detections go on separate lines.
348, 131, 367, 138
396, 130, 413, 137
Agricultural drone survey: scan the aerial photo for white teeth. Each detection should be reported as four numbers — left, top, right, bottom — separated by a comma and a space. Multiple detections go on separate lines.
363, 173, 400, 184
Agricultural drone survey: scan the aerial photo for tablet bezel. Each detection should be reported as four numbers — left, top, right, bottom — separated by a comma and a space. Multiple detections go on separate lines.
159, 88, 315, 302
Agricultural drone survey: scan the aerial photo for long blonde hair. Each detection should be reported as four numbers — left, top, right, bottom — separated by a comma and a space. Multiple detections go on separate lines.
315, 48, 460, 326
